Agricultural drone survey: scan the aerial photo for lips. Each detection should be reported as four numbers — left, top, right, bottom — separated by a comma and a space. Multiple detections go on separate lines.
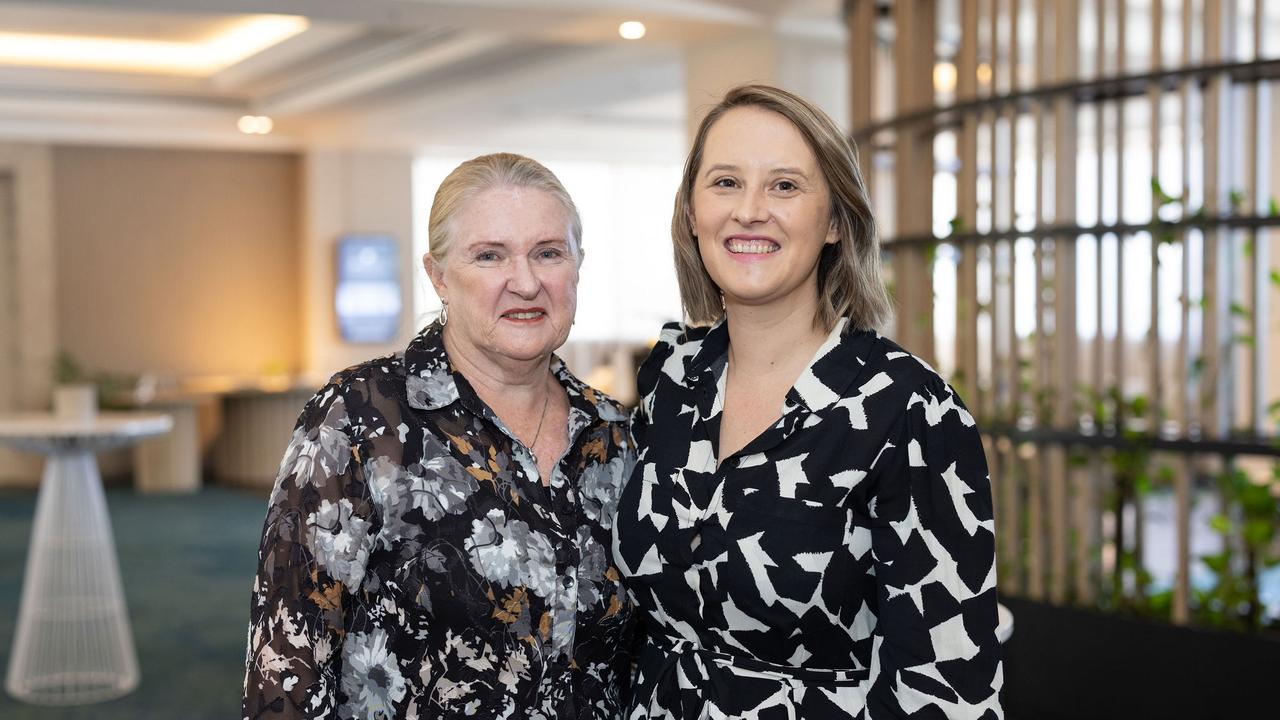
724, 235, 780, 254
501, 307, 547, 320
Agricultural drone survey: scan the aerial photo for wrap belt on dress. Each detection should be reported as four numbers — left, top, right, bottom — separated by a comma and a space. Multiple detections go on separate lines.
638, 635, 870, 719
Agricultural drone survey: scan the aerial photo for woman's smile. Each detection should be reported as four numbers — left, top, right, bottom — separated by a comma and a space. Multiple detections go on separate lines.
500, 306, 548, 322
723, 234, 782, 259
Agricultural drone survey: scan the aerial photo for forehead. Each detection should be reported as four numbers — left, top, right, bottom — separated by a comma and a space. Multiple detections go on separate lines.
700, 106, 818, 171
452, 185, 571, 245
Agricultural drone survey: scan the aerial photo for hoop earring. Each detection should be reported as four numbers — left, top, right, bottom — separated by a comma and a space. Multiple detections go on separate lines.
439, 303, 449, 326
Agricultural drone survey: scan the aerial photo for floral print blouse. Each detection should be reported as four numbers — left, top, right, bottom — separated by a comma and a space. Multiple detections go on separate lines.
613, 319, 1002, 719
242, 321, 636, 720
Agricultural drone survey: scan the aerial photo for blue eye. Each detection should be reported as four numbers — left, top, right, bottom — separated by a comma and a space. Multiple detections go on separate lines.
538, 248, 563, 259
476, 251, 499, 262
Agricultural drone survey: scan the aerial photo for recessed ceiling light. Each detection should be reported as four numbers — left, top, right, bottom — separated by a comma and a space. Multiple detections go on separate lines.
0, 15, 307, 76
618, 21, 646, 40
238, 115, 273, 134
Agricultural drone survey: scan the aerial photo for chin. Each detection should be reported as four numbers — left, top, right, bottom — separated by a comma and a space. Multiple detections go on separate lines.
716, 281, 784, 306
492, 330, 565, 361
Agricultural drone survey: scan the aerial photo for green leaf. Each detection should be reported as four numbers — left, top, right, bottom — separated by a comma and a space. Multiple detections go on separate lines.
1209, 514, 1232, 535
1150, 177, 1177, 206
1201, 551, 1231, 574
1190, 356, 1205, 380
1243, 239, 1254, 258
1270, 269, 1280, 289
1270, 197, 1280, 216
1238, 482, 1274, 515
1244, 519, 1274, 548
1158, 465, 1175, 484
1267, 398, 1280, 418
1229, 189, 1246, 211
1232, 334, 1255, 347
1228, 302, 1250, 318
1130, 394, 1149, 417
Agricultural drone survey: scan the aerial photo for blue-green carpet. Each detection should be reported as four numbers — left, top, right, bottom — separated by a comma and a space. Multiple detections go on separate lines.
0, 486, 269, 719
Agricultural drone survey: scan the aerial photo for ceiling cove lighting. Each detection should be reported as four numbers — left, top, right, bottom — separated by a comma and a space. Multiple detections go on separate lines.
0, 15, 308, 76
618, 21, 646, 40
238, 115, 273, 134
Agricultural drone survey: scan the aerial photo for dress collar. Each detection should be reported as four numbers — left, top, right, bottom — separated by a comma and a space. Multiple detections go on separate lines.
681, 316, 883, 414
403, 321, 626, 422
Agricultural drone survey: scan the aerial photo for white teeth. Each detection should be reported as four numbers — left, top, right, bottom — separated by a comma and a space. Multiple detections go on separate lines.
506, 311, 543, 319
726, 239, 780, 254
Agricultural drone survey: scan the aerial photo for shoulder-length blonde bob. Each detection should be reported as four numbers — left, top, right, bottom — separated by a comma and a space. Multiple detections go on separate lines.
672, 84, 892, 333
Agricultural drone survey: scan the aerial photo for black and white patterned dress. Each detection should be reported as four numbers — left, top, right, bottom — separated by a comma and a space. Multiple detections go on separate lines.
243, 321, 636, 719
612, 319, 1002, 719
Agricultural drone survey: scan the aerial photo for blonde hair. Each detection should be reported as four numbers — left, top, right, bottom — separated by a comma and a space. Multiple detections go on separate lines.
672, 84, 892, 332
427, 152, 582, 263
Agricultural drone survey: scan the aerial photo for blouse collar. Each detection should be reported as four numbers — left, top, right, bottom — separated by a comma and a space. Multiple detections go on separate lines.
403, 321, 627, 423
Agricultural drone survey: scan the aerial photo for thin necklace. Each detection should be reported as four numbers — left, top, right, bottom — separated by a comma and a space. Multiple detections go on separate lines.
529, 375, 552, 449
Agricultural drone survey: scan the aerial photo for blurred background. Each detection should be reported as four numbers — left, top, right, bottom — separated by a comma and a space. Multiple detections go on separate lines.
0, 1, 1277, 718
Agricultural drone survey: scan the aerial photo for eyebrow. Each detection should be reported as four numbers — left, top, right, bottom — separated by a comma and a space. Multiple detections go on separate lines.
701, 163, 812, 180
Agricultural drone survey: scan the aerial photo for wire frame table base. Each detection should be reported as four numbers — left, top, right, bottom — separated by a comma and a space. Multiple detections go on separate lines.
4, 452, 139, 705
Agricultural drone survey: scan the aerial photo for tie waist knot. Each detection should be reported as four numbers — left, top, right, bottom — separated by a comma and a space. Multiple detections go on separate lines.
640, 636, 869, 718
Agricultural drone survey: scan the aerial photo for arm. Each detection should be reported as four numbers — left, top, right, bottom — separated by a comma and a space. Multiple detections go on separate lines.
242, 386, 379, 720
866, 379, 1002, 719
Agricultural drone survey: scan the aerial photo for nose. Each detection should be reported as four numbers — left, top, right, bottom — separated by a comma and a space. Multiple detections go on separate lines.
507, 256, 540, 299
731, 187, 769, 226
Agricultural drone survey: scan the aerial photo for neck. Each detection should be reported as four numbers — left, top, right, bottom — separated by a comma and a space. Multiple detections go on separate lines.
723, 292, 830, 375
441, 326, 551, 404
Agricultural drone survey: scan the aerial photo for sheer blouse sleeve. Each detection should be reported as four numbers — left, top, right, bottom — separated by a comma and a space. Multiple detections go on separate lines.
242, 384, 381, 720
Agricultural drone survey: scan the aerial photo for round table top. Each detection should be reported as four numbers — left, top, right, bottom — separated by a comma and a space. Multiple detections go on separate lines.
0, 412, 172, 453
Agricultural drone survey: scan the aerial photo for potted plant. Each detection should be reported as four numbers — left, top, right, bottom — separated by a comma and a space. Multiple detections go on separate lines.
52, 351, 97, 421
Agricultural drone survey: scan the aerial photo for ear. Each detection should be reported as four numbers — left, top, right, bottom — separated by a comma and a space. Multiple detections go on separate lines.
825, 218, 839, 245
424, 253, 448, 302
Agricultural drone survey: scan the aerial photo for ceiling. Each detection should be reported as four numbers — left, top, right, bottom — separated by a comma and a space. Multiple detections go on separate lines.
0, 0, 847, 159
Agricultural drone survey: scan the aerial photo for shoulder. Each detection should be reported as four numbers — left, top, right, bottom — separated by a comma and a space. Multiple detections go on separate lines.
296, 352, 406, 433
593, 390, 630, 424
564, 374, 630, 424
637, 321, 713, 394
866, 335, 947, 391
868, 337, 977, 430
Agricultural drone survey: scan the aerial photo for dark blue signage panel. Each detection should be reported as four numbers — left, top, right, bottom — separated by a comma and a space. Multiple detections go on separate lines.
335, 234, 401, 343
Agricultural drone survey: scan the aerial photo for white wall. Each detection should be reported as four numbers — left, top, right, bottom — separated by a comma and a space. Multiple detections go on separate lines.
302, 150, 416, 378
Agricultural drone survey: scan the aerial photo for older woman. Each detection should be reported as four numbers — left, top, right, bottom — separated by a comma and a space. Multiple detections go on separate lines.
613, 85, 1002, 718
243, 153, 635, 719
